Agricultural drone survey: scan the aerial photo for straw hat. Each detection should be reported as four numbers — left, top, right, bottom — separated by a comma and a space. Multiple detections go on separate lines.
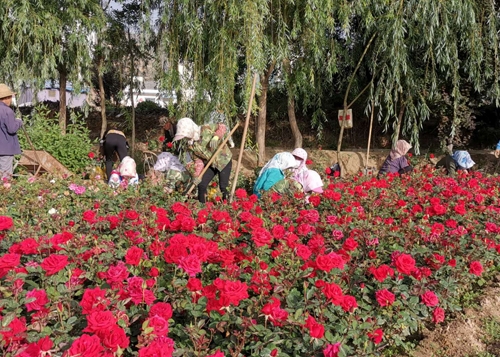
0, 84, 15, 99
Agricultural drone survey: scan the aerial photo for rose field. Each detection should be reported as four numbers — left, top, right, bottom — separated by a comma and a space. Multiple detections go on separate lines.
1, 166, 500, 357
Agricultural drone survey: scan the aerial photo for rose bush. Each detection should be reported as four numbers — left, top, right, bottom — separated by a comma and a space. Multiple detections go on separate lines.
0, 165, 500, 357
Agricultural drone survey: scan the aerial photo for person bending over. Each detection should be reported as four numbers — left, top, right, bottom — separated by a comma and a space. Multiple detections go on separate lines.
253, 152, 300, 198
173, 117, 233, 203
435, 150, 475, 176
378, 140, 413, 177
101, 126, 129, 181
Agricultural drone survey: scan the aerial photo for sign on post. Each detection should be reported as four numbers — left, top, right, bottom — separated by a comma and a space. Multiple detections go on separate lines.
338, 109, 353, 128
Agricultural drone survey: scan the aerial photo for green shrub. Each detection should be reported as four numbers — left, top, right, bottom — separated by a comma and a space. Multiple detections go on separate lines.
18, 105, 94, 173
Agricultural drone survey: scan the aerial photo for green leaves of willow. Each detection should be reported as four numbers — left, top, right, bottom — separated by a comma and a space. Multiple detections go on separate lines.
357, 0, 499, 153
0, 0, 105, 94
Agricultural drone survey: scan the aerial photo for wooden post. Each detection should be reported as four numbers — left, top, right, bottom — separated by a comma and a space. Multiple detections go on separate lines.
185, 122, 241, 196
366, 99, 375, 169
229, 74, 258, 202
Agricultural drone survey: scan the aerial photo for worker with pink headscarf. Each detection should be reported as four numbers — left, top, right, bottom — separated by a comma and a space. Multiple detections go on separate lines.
291, 148, 308, 187
377, 140, 413, 177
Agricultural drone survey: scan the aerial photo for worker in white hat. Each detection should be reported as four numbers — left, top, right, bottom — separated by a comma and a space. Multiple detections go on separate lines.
0, 84, 22, 179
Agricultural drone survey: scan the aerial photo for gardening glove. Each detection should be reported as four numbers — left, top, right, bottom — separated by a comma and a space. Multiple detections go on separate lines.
495, 149, 500, 158
209, 136, 220, 150
192, 176, 202, 186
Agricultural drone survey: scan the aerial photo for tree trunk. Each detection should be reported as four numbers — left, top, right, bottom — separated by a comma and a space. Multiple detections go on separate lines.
392, 99, 406, 146
59, 66, 67, 135
256, 61, 275, 166
98, 56, 107, 139
284, 59, 302, 148
288, 96, 302, 148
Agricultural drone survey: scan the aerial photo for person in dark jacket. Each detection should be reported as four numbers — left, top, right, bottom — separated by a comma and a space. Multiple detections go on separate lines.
435, 150, 475, 176
0, 84, 22, 179
100, 126, 129, 181
160, 116, 177, 152
378, 140, 413, 177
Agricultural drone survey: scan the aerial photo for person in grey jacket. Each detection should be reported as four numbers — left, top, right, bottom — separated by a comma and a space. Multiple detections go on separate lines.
0, 84, 22, 179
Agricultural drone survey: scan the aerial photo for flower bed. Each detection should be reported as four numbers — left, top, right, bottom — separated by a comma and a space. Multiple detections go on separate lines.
1, 167, 500, 357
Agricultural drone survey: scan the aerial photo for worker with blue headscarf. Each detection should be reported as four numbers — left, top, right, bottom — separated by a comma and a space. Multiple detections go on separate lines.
253, 152, 300, 197
435, 150, 475, 176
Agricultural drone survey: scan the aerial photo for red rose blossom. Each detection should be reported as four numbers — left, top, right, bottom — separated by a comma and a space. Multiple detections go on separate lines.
40, 254, 68, 276
469, 261, 483, 276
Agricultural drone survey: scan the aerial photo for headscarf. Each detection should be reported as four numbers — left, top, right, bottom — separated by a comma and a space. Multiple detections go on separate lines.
302, 169, 324, 193
119, 156, 137, 177
291, 148, 308, 186
256, 152, 298, 179
389, 140, 412, 160
154, 152, 186, 172
173, 117, 200, 142
452, 151, 475, 169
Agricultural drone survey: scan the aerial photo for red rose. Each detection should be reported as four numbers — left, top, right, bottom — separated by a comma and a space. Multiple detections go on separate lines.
105, 262, 129, 286
64, 334, 103, 357
127, 277, 156, 305
187, 277, 203, 291
158, 136, 165, 142
41, 254, 68, 276
369, 265, 394, 282
99, 325, 129, 352
321, 282, 343, 305
80, 287, 109, 314
340, 295, 357, 312
82, 210, 96, 223
315, 253, 345, 272
178, 254, 202, 277
25, 289, 49, 311
147, 315, 169, 336
0, 253, 21, 270
0, 317, 27, 344
375, 289, 395, 307
342, 238, 358, 251
220, 280, 249, 307
393, 253, 416, 275
125, 210, 139, 220
305, 316, 325, 339
149, 267, 159, 277
432, 307, 445, 323
0, 216, 14, 230
88, 152, 95, 159
167, 142, 173, 148
125, 247, 144, 266
367, 328, 383, 344
149, 302, 173, 320
138, 339, 175, 357
323, 343, 341, 357
251, 227, 273, 247
83, 310, 117, 334
469, 261, 483, 276
421, 290, 439, 306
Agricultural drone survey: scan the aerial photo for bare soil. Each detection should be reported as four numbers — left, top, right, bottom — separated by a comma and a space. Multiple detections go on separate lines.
402, 283, 500, 357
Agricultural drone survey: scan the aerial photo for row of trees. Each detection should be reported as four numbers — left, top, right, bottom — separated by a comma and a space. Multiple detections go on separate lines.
1, 0, 499, 164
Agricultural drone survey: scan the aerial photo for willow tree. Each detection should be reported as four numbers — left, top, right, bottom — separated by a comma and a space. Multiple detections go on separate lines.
150, 0, 347, 165
0, 0, 105, 134
349, 0, 500, 153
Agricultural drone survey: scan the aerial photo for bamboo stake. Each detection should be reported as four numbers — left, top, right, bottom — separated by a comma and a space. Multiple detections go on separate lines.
229, 73, 258, 202
366, 99, 375, 169
185, 122, 241, 196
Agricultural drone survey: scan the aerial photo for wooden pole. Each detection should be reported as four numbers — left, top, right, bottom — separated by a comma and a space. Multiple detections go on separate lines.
229, 73, 258, 202
366, 99, 375, 169
185, 122, 241, 196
